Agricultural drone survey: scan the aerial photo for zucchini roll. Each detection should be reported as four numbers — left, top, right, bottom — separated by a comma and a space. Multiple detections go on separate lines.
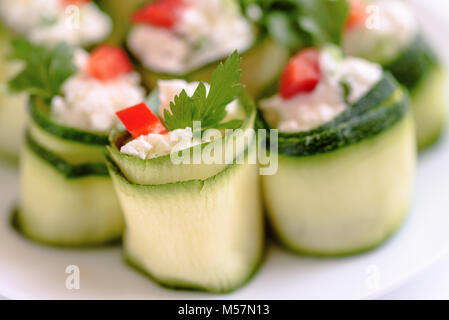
122, 0, 289, 96
14, 43, 147, 246
0, 0, 113, 161
259, 47, 416, 256
343, 0, 447, 150
0, 25, 27, 162
107, 53, 263, 292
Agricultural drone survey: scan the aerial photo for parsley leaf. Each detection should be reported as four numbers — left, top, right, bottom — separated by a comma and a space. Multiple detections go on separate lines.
239, 0, 349, 50
164, 51, 244, 131
8, 38, 77, 100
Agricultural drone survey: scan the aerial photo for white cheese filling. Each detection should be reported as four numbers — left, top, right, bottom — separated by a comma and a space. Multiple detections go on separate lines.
127, 0, 254, 74
120, 127, 211, 160
51, 49, 146, 133
259, 49, 382, 133
343, 0, 418, 64
0, 0, 111, 47
120, 79, 242, 160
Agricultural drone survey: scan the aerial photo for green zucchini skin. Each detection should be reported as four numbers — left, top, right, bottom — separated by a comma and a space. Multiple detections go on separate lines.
259, 74, 417, 256
16, 97, 124, 246
29, 97, 109, 146
385, 35, 438, 91
108, 147, 263, 293
107, 95, 264, 293
18, 140, 124, 246
25, 132, 108, 178
260, 73, 409, 157
370, 34, 447, 151
384, 35, 448, 150
410, 66, 448, 151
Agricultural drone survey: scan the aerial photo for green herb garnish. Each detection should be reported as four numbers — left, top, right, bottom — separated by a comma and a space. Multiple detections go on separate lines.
239, 0, 349, 50
164, 51, 244, 131
8, 38, 77, 100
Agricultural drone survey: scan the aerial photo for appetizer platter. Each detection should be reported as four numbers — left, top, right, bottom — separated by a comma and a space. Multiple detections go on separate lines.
0, 0, 448, 299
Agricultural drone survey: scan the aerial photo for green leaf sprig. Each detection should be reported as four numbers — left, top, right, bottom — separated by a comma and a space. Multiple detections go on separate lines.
8, 38, 77, 100
239, 0, 350, 51
163, 51, 244, 131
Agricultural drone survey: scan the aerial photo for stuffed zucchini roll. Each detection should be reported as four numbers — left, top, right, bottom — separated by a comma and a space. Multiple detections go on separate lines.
0, 0, 113, 161
13, 42, 147, 246
0, 25, 28, 162
259, 47, 416, 256
343, 0, 447, 150
124, 0, 289, 96
107, 53, 263, 293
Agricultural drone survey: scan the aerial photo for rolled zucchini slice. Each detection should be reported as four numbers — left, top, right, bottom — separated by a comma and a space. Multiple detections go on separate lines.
410, 67, 448, 150
385, 36, 447, 150
17, 97, 124, 246
260, 73, 417, 256
106, 94, 264, 293
0, 26, 28, 162
356, 33, 447, 151
136, 37, 290, 98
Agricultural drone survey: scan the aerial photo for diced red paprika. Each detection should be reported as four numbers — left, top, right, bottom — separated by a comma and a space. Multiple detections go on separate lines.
279, 48, 321, 99
88, 45, 134, 81
116, 102, 168, 138
345, 0, 368, 30
131, 0, 185, 29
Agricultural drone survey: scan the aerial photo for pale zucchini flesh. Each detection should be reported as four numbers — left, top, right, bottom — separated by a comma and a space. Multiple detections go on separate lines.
410, 66, 448, 151
108, 144, 263, 293
0, 30, 28, 162
0, 91, 27, 162
262, 114, 416, 256
19, 142, 124, 246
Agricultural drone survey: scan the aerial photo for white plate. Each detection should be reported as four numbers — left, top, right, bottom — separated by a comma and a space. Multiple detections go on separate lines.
0, 4, 448, 300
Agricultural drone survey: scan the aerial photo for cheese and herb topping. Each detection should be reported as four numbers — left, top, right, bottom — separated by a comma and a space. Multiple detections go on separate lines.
260, 47, 382, 133
127, 0, 254, 74
343, 0, 418, 64
0, 0, 111, 47
118, 52, 245, 160
51, 46, 146, 133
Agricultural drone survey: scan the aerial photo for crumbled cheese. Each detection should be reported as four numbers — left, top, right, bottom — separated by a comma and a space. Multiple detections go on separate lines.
120, 127, 211, 160
51, 49, 146, 132
128, 0, 254, 74
0, 0, 111, 47
259, 49, 383, 133
343, 0, 417, 64
120, 79, 242, 159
